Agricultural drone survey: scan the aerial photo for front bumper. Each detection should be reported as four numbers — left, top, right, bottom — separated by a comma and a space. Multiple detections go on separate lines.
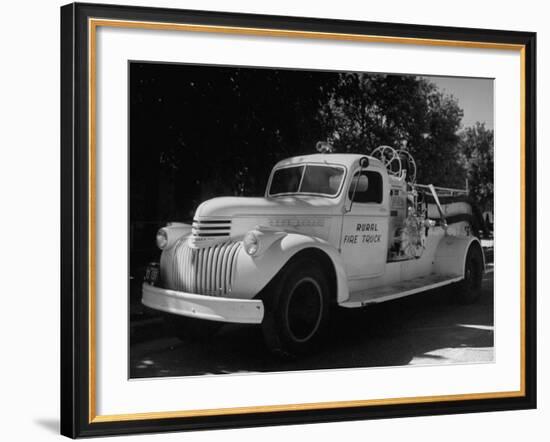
141, 283, 264, 324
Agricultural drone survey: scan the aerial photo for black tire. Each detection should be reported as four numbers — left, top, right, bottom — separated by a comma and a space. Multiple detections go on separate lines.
261, 257, 331, 358
454, 244, 484, 304
163, 313, 221, 342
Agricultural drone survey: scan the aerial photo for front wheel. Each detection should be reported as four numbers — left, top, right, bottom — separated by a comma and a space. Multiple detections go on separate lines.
454, 244, 484, 304
261, 258, 331, 358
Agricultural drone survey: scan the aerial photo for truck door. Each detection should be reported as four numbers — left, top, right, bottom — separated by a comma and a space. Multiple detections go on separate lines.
340, 168, 389, 278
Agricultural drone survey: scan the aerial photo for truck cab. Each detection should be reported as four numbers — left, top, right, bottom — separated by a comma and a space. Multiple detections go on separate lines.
264, 153, 390, 279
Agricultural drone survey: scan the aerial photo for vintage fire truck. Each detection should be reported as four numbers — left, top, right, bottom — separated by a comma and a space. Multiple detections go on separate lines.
142, 145, 485, 356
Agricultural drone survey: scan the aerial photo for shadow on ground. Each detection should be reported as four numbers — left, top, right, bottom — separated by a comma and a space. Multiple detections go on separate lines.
130, 274, 493, 378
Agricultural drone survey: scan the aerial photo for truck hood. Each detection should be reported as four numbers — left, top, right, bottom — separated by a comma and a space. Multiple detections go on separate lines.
195, 196, 342, 218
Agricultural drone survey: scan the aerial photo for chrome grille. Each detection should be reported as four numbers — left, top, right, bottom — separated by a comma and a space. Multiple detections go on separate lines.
161, 240, 241, 296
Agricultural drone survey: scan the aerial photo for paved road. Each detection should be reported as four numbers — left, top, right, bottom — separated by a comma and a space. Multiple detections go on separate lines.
130, 272, 494, 378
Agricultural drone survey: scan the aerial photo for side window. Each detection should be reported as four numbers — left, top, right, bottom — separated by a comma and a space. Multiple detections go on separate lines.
348, 171, 383, 203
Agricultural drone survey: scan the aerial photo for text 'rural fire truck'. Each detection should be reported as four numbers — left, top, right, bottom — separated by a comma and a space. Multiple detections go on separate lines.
143, 144, 485, 356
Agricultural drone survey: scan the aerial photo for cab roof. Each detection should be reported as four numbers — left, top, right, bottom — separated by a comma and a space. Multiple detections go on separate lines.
273, 153, 382, 170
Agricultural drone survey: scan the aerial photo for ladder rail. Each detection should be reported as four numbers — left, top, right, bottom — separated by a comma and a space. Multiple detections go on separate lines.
413, 183, 469, 197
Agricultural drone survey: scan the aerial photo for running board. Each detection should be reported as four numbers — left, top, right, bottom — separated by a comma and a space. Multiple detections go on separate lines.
340, 274, 463, 308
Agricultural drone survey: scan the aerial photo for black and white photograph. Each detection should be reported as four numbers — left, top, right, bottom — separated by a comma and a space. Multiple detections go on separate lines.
130, 62, 495, 378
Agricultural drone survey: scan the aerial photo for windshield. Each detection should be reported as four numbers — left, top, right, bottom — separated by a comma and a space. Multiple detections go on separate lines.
268, 164, 345, 197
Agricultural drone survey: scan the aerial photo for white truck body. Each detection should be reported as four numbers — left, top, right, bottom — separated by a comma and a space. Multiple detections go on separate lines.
142, 152, 484, 331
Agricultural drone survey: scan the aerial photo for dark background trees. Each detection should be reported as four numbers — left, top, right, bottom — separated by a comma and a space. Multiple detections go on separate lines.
130, 63, 339, 268
130, 62, 493, 274
130, 63, 338, 224
319, 73, 466, 187
458, 122, 494, 213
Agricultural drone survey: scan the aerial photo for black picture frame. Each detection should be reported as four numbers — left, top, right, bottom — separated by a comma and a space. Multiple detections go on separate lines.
61, 2, 537, 438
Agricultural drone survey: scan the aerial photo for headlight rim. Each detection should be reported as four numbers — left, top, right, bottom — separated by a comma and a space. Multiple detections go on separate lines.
156, 228, 169, 250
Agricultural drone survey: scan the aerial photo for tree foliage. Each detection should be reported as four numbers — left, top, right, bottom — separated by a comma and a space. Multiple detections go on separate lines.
318, 73, 466, 188
458, 122, 494, 212
130, 63, 338, 222
131, 64, 493, 226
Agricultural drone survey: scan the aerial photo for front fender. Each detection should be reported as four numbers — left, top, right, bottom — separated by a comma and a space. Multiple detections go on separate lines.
159, 223, 192, 250
231, 233, 350, 303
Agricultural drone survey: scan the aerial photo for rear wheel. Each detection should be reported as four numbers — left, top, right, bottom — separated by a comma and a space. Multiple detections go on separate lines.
262, 258, 331, 358
163, 313, 222, 342
454, 244, 484, 304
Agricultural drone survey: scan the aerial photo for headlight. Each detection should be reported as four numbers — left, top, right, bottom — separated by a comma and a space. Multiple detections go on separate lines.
243, 231, 259, 256
156, 228, 168, 249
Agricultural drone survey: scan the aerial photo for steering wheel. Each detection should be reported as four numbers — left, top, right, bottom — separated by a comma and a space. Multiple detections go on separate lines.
397, 149, 417, 183
371, 145, 402, 178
